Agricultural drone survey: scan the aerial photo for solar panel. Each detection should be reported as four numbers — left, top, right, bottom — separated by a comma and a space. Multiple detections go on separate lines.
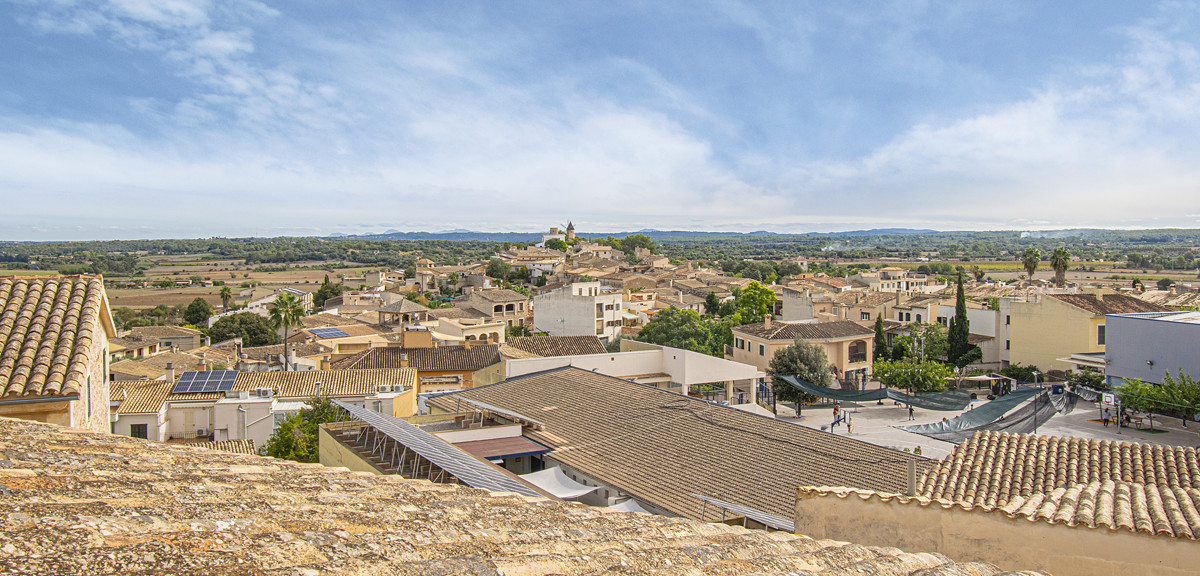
311, 327, 350, 338
692, 494, 795, 532
333, 400, 544, 498
171, 370, 239, 394
456, 397, 545, 429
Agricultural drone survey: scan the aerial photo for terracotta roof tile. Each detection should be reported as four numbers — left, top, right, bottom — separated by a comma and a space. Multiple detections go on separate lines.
733, 320, 874, 341
910, 430, 1200, 539
506, 335, 607, 357
235, 369, 415, 398
188, 439, 257, 454
1048, 293, 1170, 315
0, 276, 110, 398
331, 345, 501, 372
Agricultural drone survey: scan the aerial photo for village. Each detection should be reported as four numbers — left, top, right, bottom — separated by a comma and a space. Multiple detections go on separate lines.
1, 223, 1198, 575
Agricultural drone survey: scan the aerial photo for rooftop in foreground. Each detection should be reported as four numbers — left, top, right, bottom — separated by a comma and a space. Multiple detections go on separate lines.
0, 417, 1045, 575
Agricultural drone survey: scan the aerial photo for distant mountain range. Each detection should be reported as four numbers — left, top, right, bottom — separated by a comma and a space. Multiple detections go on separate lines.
332, 228, 940, 241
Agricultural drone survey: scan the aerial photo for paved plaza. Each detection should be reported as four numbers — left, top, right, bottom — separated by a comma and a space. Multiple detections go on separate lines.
776, 384, 1200, 460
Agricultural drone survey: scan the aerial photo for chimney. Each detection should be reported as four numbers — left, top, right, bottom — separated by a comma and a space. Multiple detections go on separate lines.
316, 381, 322, 397
399, 353, 409, 368
197, 357, 206, 372
166, 362, 175, 383
764, 315, 772, 329
321, 355, 331, 370
464, 339, 473, 350
1096, 292, 1104, 302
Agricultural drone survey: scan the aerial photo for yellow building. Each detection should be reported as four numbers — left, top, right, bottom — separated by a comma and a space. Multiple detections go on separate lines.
1008, 291, 1168, 372
728, 318, 874, 384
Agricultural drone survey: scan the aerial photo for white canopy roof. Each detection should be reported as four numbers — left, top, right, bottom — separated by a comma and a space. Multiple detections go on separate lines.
609, 498, 650, 514
519, 466, 597, 500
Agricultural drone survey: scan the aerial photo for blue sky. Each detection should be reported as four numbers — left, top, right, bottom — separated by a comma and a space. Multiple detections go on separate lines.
2, 1, 1199, 240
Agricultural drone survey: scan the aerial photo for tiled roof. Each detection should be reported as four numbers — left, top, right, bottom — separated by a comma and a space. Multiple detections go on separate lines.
235, 369, 415, 398
0, 276, 112, 398
812, 276, 851, 288
0, 417, 1044, 576
111, 379, 172, 414
130, 351, 207, 371
427, 307, 482, 320
733, 320, 874, 341
431, 367, 931, 522
834, 290, 897, 307
300, 324, 381, 339
298, 313, 364, 329
108, 360, 169, 380
471, 289, 529, 302
331, 345, 501, 372
240, 342, 332, 362
128, 325, 200, 338
1137, 289, 1200, 309
189, 439, 257, 454
378, 299, 428, 314
913, 431, 1200, 539
1048, 293, 1170, 315
506, 335, 606, 357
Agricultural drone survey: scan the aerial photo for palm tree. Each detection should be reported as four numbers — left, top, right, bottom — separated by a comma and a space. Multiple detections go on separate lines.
1021, 247, 1041, 282
1050, 247, 1071, 287
269, 292, 305, 370
219, 286, 233, 310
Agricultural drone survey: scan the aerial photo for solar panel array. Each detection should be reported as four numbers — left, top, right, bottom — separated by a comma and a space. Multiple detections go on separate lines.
692, 494, 795, 532
310, 327, 350, 338
456, 397, 545, 429
333, 400, 543, 498
171, 370, 239, 394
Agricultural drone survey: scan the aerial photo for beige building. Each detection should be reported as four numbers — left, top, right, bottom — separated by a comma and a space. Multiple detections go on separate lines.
728, 318, 874, 384
1009, 291, 1168, 372
0, 276, 115, 433
459, 289, 531, 328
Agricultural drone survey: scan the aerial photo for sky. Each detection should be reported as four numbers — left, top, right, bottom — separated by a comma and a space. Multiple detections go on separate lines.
2, 1, 1200, 241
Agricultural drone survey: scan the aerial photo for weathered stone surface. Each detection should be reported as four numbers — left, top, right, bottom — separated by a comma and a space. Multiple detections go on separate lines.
0, 418, 1046, 575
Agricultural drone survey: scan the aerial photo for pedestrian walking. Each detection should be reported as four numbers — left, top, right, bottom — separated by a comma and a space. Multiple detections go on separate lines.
1102, 409, 1110, 428
908, 405, 914, 420
847, 416, 852, 435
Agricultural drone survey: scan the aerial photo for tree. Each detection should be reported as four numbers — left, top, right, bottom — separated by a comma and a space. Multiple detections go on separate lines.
219, 286, 233, 310
767, 339, 830, 414
312, 276, 345, 308
262, 396, 339, 462
1000, 363, 1040, 383
208, 312, 279, 346
873, 359, 951, 393
269, 292, 305, 369
637, 307, 730, 357
734, 281, 775, 324
1160, 369, 1200, 424
183, 297, 213, 326
908, 322, 948, 362
1157, 278, 1176, 291
621, 234, 656, 253
1116, 378, 1159, 430
544, 238, 568, 252
486, 258, 511, 280
1050, 247, 1071, 287
947, 274, 974, 366
704, 292, 720, 316
1021, 247, 1041, 280
873, 316, 889, 361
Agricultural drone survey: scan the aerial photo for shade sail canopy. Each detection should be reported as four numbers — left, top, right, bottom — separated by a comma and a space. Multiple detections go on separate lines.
609, 498, 651, 514
520, 466, 597, 499
776, 375, 973, 411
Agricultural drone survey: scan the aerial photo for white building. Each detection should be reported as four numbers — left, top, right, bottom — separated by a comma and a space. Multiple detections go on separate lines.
533, 282, 623, 343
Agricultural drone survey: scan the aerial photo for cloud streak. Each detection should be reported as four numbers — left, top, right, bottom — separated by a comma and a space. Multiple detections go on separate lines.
1, 1, 1198, 239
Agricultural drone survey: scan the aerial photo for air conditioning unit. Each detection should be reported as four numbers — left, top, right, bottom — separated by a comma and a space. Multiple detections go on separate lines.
377, 384, 392, 393
255, 388, 274, 398
196, 428, 208, 438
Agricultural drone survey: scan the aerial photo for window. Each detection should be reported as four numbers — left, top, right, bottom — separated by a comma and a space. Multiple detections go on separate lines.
735, 338, 744, 350
1005, 340, 1010, 350
596, 320, 604, 335
905, 313, 911, 322
860, 312, 870, 321
916, 314, 922, 323
1006, 315, 1010, 325
759, 344, 765, 356
1097, 325, 1106, 346
597, 303, 604, 317
130, 424, 148, 439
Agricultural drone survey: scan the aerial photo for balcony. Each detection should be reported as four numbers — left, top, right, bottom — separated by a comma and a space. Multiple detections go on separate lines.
848, 353, 867, 364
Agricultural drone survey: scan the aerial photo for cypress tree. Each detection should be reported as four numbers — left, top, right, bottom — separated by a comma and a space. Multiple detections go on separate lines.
873, 315, 889, 361
947, 273, 971, 364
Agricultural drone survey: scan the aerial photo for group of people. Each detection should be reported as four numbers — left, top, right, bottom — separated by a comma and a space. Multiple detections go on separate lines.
1101, 407, 1132, 428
